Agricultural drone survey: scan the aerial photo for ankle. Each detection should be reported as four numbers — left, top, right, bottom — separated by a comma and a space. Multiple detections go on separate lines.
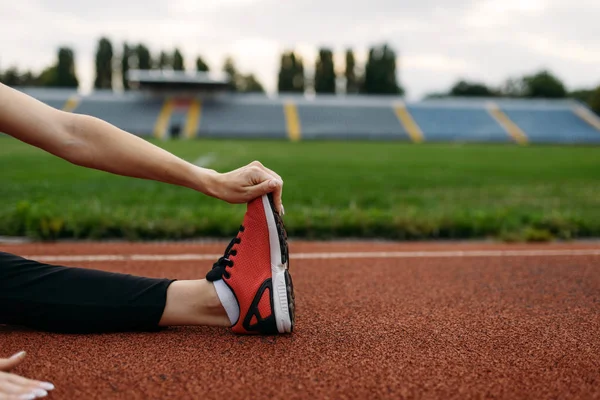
197, 280, 231, 326
200, 279, 226, 311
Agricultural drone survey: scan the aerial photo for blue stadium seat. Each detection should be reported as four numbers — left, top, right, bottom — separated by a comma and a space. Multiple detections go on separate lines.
200, 100, 287, 139
407, 105, 509, 143
501, 108, 600, 144
17, 89, 600, 144
74, 93, 163, 136
296, 104, 409, 140
20, 88, 75, 111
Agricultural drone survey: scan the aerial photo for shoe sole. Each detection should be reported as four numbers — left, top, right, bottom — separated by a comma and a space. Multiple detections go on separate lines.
263, 194, 295, 333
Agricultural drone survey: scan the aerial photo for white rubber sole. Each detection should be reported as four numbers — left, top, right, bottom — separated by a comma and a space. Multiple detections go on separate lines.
262, 195, 292, 333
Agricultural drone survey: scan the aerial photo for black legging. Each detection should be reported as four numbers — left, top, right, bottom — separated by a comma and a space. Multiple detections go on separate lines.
0, 251, 175, 333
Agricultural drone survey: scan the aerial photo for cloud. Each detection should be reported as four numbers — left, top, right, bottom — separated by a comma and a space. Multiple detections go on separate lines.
402, 55, 472, 73
2, 0, 600, 99
463, 0, 547, 28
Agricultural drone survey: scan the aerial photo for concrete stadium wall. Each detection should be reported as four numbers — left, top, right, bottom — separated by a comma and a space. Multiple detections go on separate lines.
19, 88, 600, 144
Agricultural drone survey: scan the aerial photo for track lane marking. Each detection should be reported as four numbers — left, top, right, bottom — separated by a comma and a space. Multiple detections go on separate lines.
21, 249, 600, 263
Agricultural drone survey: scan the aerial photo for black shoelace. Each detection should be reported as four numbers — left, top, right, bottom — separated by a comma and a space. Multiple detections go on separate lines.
206, 225, 245, 282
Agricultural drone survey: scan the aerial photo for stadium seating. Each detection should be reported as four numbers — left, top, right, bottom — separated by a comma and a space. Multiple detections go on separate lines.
200, 97, 287, 139
74, 91, 163, 136
17, 88, 600, 144
407, 104, 510, 143
296, 104, 408, 140
20, 88, 76, 111
501, 107, 600, 144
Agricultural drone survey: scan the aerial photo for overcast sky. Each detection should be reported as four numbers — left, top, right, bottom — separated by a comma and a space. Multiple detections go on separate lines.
2, 0, 600, 99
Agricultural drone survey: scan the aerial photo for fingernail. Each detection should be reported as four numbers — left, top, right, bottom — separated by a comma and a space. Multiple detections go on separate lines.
39, 382, 55, 391
281, 205, 285, 215
30, 388, 47, 398
10, 351, 26, 359
269, 180, 277, 188
19, 394, 36, 400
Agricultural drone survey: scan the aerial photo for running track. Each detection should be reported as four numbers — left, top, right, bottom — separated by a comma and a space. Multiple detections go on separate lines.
1, 241, 599, 399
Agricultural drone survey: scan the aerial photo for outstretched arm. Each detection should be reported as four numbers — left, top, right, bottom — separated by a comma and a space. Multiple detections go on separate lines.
0, 84, 284, 213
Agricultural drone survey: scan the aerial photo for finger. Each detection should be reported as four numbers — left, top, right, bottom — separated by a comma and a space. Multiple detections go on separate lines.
261, 165, 283, 183
247, 179, 280, 202
0, 396, 36, 400
250, 160, 283, 182
269, 179, 284, 215
0, 379, 43, 397
4, 374, 54, 391
0, 352, 26, 372
249, 166, 283, 213
262, 167, 284, 213
257, 166, 284, 214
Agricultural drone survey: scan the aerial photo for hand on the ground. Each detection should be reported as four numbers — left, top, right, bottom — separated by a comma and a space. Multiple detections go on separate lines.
208, 161, 284, 214
0, 351, 54, 399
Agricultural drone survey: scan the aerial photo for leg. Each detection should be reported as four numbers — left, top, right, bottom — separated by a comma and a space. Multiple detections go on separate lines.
0, 251, 228, 333
159, 280, 230, 327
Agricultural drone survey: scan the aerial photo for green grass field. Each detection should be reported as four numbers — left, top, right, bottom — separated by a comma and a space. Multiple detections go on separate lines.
1, 136, 599, 241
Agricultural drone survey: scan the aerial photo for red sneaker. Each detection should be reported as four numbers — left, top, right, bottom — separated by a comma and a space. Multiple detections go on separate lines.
206, 193, 295, 334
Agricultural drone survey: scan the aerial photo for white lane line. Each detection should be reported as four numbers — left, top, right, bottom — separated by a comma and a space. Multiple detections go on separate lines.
20, 249, 600, 263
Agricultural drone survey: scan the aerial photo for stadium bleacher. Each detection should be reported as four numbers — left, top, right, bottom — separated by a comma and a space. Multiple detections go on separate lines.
296, 102, 409, 140
407, 103, 510, 143
501, 107, 600, 144
200, 97, 287, 139
73, 91, 164, 136
17, 84, 600, 144
21, 88, 76, 111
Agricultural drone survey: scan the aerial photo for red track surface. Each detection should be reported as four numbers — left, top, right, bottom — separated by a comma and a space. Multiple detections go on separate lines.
1, 241, 599, 399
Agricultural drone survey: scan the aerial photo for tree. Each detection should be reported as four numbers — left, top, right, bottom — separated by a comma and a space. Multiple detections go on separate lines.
20, 71, 37, 86
277, 52, 294, 92
0, 68, 40, 86
450, 80, 495, 97
195, 56, 209, 72
314, 48, 336, 94
500, 77, 527, 97
590, 86, 600, 115
423, 91, 448, 99
0, 67, 21, 86
223, 56, 236, 78
522, 70, 566, 98
37, 65, 58, 87
157, 51, 172, 69
220, 57, 264, 92
293, 53, 305, 93
121, 43, 131, 90
173, 48, 184, 71
238, 74, 265, 93
55, 47, 78, 88
277, 51, 304, 93
345, 49, 358, 94
223, 56, 238, 89
569, 89, 594, 105
135, 44, 152, 70
278, 53, 291, 92
94, 37, 114, 90
361, 43, 403, 95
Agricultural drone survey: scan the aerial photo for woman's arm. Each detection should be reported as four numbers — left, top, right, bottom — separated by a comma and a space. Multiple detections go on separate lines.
0, 84, 284, 212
